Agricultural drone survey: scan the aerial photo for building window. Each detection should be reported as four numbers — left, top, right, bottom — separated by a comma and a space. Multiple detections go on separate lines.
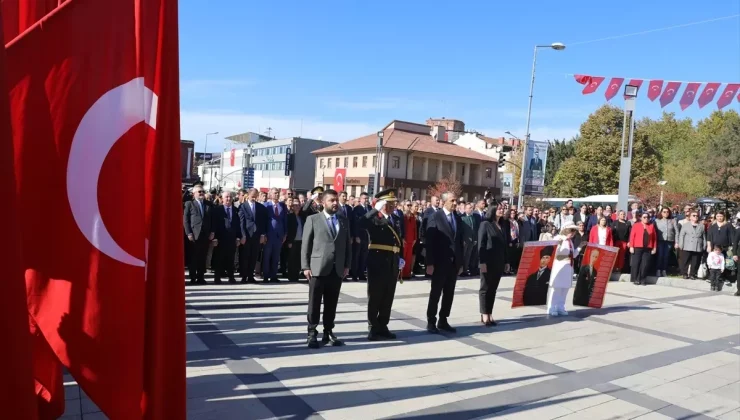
462, 165, 466, 176
485, 168, 492, 178
391, 156, 400, 169
320, 158, 325, 169
353, 157, 358, 168
344, 157, 349, 168
327, 158, 332, 168
362, 156, 367, 168
372, 156, 377, 168
335, 157, 340, 167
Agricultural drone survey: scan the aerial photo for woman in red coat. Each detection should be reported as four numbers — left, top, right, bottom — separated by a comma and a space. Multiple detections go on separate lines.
588, 216, 614, 247
629, 212, 657, 285
402, 202, 418, 279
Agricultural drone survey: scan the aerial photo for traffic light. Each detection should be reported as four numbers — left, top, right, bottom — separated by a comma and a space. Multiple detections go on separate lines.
497, 151, 506, 168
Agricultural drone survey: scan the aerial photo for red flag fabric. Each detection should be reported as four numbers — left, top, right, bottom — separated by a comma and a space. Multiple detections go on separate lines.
624, 79, 643, 98
2, 0, 62, 44
647, 80, 663, 101
697, 82, 721, 108
581, 76, 604, 94
5, 0, 185, 419
604, 77, 624, 101
334, 168, 346, 192
574, 74, 591, 85
659, 82, 681, 107
679, 82, 701, 110
717, 83, 740, 110
0, 10, 39, 420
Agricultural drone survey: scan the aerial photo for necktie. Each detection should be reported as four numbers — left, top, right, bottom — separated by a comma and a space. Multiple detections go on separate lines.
227, 207, 231, 222
274, 204, 279, 217
327, 216, 337, 238
448, 213, 455, 232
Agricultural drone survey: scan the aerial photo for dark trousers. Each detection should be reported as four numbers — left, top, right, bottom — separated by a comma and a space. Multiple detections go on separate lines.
631, 247, 652, 283
679, 250, 701, 277
426, 263, 458, 322
508, 243, 521, 271
366, 256, 398, 331
479, 268, 503, 314
262, 236, 282, 278
239, 236, 260, 280
352, 237, 369, 279
709, 269, 723, 290
280, 242, 290, 275
462, 240, 475, 274
215, 239, 237, 280
287, 240, 303, 281
656, 241, 673, 271
187, 238, 210, 282
307, 270, 342, 332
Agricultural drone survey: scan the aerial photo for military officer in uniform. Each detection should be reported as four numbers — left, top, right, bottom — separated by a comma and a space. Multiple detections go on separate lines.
300, 186, 324, 222
360, 189, 404, 341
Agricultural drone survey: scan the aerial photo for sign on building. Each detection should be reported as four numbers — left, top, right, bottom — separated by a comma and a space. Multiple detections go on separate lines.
243, 167, 255, 189
284, 147, 292, 176
502, 173, 513, 198
523, 140, 549, 196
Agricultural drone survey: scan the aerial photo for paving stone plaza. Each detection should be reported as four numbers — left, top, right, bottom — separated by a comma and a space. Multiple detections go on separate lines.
65, 276, 739, 419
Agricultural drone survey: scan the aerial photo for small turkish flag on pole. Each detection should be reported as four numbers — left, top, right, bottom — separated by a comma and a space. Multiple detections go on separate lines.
717, 83, 740, 110
697, 83, 721, 108
604, 77, 624, 101
5, 0, 185, 419
679, 82, 701, 110
647, 80, 663, 101
0, 10, 39, 420
659, 82, 681, 108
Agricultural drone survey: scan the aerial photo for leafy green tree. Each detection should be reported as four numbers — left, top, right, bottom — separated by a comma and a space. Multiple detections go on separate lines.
544, 137, 577, 189
702, 116, 740, 201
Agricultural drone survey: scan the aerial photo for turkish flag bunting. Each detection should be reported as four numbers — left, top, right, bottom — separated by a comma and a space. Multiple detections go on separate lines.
334, 168, 346, 193
604, 77, 624, 101
659, 82, 681, 108
697, 83, 721, 108
624, 79, 643, 98
679, 82, 701, 110
647, 80, 663, 101
5, 0, 185, 419
0, 9, 39, 420
581, 76, 604, 94
717, 83, 740, 110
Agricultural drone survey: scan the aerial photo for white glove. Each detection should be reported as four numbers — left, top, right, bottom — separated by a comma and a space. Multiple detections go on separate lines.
311, 193, 319, 200
399, 258, 406, 269
375, 199, 387, 211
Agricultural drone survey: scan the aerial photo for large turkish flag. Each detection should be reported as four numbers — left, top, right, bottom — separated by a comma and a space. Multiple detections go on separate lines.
5, 0, 185, 418
335, 168, 346, 192
0, 9, 38, 420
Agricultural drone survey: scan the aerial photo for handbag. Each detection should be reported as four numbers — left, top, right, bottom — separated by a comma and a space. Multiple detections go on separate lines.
697, 262, 708, 279
725, 247, 736, 271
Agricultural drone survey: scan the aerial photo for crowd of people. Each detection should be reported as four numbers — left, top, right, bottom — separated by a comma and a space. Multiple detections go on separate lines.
183, 184, 740, 347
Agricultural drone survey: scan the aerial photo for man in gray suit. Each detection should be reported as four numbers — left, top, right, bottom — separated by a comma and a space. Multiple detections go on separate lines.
302, 189, 352, 349
184, 185, 215, 284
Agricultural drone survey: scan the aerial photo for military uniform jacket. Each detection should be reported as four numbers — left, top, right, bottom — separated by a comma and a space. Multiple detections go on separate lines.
360, 208, 404, 278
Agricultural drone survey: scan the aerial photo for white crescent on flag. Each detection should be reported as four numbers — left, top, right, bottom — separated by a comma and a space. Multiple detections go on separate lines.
66, 78, 157, 267
706, 88, 715, 95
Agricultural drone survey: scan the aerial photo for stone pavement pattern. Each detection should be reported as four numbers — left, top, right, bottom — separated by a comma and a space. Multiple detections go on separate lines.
62, 275, 740, 419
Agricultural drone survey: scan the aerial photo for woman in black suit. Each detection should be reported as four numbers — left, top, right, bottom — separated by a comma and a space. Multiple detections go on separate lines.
478, 204, 509, 327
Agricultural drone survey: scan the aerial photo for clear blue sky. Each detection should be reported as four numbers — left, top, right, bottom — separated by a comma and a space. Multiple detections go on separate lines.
178, 1, 740, 152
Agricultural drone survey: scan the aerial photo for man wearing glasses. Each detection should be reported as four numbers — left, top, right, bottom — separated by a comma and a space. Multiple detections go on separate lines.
184, 186, 216, 284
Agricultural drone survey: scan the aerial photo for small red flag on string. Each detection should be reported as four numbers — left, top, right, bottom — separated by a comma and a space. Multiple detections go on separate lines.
647, 80, 663, 101
679, 82, 701, 110
574, 74, 591, 85
659, 82, 681, 107
624, 79, 643, 98
604, 77, 624, 101
717, 83, 740, 110
697, 83, 721, 108
582, 76, 604, 94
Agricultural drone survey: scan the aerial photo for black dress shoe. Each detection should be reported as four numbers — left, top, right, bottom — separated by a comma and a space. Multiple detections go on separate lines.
240, 278, 248, 284
248, 277, 257, 283
322, 330, 344, 346
214, 278, 222, 284
367, 331, 383, 341
228, 277, 237, 284
426, 323, 439, 334
683, 275, 689, 279
271, 277, 280, 283
307, 331, 320, 349
359, 276, 367, 281
379, 328, 397, 339
437, 320, 456, 333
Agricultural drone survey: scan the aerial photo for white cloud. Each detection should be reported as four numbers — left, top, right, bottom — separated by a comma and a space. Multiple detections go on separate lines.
180, 110, 378, 151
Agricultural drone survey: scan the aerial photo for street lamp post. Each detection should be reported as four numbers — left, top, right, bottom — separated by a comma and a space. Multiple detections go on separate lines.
617, 85, 639, 213
204, 131, 218, 190
658, 180, 667, 207
516, 42, 565, 209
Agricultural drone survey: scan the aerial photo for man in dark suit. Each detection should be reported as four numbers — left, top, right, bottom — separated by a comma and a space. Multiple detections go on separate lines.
183, 185, 215, 284
425, 192, 465, 333
214, 191, 241, 283
239, 188, 268, 283
574, 249, 600, 306
519, 206, 539, 243
263, 188, 288, 283
420, 196, 441, 255
529, 150, 543, 171
360, 189, 404, 341
352, 192, 371, 281
461, 203, 480, 276
302, 189, 352, 349
522, 246, 553, 305
286, 202, 305, 282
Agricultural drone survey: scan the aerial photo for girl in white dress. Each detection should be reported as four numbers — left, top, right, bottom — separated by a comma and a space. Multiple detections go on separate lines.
547, 221, 578, 316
